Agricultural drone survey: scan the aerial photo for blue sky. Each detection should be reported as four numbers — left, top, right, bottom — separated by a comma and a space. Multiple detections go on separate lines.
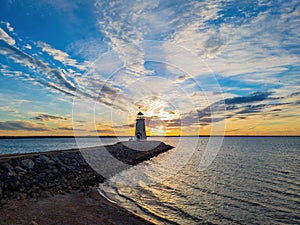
0, 0, 299, 136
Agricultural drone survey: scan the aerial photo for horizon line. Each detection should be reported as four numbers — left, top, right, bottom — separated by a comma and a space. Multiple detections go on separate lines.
0, 135, 299, 139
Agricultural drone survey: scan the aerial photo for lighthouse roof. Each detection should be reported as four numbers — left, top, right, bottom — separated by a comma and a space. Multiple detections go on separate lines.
137, 111, 144, 116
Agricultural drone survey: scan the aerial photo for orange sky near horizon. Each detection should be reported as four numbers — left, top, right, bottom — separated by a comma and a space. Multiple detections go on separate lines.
1, 112, 299, 137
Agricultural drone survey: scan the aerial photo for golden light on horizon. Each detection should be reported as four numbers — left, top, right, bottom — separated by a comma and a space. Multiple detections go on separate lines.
149, 125, 166, 136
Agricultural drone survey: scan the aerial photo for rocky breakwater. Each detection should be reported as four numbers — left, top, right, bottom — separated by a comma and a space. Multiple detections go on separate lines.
0, 151, 104, 205
0, 141, 173, 205
108, 141, 174, 165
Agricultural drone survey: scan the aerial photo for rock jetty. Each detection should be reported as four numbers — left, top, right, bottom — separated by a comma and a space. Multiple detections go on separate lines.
108, 141, 174, 165
0, 151, 103, 205
0, 141, 173, 205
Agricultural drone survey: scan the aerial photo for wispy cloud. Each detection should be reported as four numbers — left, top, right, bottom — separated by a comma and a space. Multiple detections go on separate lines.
0, 120, 49, 131
0, 106, 19, 113
32, 113, 68, 122
0, 28, 15, 45
0, 26, 131, 111
164, 90, 295, 129
37, 41, 87, 70
224, 92, 272, 104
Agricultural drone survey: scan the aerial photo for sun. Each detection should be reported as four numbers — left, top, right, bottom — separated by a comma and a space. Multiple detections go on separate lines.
149, 125, 166, 136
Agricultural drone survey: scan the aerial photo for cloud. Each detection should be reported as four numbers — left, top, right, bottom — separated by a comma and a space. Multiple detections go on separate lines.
67, 39, 108, 61
0, 106, 19, 113
37, 41, 87, 70
5, 22, 14, 32
57, 127, 73, 131
224, 92, 272, 104
0, 28, 15, 45
0, 37, 130, 111
94, 0, 213, 77
92, 0, 299, 119
33, 113, 68, 122
0, 40, 77, 94
171, 91, 282, 128
0, 121, 49, 131
237, 104, 266, 115
167, 0, 300, 104
288, 91, 300, 98
112, 124, 134, 129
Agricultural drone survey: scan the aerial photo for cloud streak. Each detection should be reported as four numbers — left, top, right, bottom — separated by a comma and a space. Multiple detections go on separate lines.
0, 35, 131, 111
0, 121, 49, 131
33, 113, 68, 122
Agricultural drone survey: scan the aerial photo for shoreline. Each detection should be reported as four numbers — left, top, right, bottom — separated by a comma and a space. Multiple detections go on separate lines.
0, 141, 173, 224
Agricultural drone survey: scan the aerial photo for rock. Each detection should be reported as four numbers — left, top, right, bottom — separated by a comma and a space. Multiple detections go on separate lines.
7, 170, 17, 176
61, 157, 70, 164
37, 155, 50, 162
37, 155, 55, 165
12, 180, 21, 190
17, 192, 27, 200
52, 168, 59, 176
70, 158, 78, 166
18, 172, 26, 176
1, 162, 13, 170
21, 159, 35, 169
36, 173, 46, 180
44, 169, 53, 178
29, 220, 39, 225
14, 166, 27, 173
59, 166, 67, 173
30, 192, 39, 198
51, 156, 64, 166
0, 198, 8, 205
40, 191, 51, 198
48, 159, 55, 165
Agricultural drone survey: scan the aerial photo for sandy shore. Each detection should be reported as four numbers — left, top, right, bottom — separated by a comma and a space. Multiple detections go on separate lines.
0, 187, 153, 225
0, 141, 173, 225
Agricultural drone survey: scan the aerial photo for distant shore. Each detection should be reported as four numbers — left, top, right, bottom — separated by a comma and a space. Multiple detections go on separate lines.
0, 141, 173, 225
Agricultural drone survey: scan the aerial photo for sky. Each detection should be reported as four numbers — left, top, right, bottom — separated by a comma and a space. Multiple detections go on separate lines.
0, 0, 299, 136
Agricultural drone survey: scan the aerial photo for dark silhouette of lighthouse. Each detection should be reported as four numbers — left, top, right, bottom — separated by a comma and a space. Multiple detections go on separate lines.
135, 111, 147, 141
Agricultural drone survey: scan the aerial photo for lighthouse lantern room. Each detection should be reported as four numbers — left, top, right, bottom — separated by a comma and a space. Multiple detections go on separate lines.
135, 111, 147, 141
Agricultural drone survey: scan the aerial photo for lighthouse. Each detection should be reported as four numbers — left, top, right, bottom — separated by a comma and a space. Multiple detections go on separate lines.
135, 111, 147, 141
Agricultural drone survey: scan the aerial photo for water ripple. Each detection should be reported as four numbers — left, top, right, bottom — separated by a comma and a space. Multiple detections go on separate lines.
99, 137, 300, 225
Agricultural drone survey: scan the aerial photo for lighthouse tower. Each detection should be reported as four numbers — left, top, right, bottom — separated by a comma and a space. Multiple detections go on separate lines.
135, 111, 147, 141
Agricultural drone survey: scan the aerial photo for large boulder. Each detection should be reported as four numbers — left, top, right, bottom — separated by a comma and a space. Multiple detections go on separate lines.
37, 155, 55, 165
21, 159, 35, 169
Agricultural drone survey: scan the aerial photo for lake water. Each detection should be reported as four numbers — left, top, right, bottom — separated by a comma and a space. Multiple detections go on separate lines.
0, 137, 299, 224
98, 137, 300, 224
0, 137, 128, 155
